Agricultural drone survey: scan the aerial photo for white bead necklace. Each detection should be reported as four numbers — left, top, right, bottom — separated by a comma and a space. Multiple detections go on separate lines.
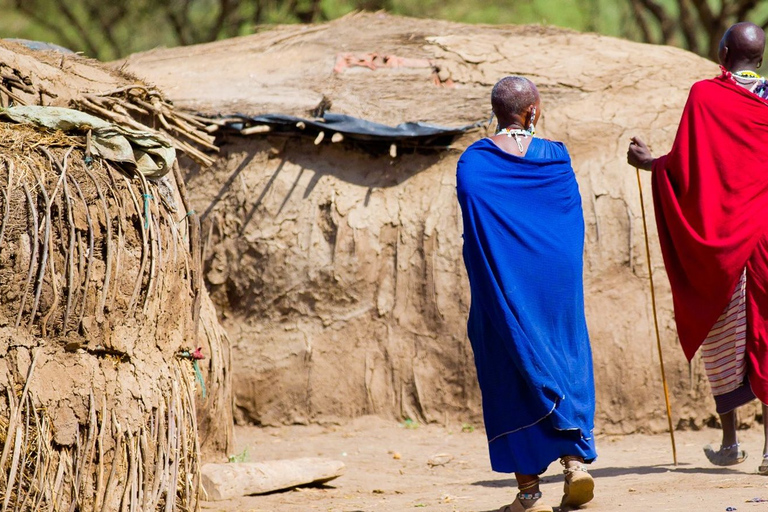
497, 128, 533, 153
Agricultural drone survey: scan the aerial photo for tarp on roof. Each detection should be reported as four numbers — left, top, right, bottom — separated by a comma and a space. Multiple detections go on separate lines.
1, 105, 176, 177
215, 112, 482, 149
4, 38, 75, 54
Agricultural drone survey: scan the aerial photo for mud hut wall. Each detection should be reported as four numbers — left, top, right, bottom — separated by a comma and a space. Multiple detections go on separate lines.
188, 91, 730, 435
146, 18, 747, 434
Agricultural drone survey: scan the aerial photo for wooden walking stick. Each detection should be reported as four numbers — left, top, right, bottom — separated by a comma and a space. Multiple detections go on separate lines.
635, 167, 678, 466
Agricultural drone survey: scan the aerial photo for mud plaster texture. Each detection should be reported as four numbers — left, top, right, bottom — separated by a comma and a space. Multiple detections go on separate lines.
0, 41, 233, 510
123, 13, 754, 434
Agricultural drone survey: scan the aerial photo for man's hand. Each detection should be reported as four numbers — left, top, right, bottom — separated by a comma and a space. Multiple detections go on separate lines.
627, 137, 655, 171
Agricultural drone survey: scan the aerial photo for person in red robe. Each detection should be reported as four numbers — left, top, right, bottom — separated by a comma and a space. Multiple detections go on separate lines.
627, 22, 768, 473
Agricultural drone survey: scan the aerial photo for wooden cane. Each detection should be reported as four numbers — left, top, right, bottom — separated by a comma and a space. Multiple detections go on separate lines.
636, 167, 678, 466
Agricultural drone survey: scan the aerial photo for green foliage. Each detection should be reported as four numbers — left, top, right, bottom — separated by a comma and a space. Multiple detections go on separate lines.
2, 0, 767, 63
0, 0, 628, 60
227, 447, 249, 463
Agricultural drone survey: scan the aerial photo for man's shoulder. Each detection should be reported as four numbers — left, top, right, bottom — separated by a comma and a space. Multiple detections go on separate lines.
690, 75, 755, 97
458, 138, 491, 161
536, 137, 567, 149
687, 75, 768, 109
535, 138, 570, 159
689, 77, 720, 94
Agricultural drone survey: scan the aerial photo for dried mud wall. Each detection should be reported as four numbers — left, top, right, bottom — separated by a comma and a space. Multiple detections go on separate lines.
0, 131, 232, 509
0, 80, 233, 510
146, 15, 751, 433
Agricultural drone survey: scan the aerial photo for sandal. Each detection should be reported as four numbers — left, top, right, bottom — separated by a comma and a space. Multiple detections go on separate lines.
703, 443, 747, 466
560, 457, 594, 509
758, 454, 768, 475
498, 493, 553, 512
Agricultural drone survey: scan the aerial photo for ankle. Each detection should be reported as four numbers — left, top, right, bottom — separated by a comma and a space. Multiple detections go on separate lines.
517, 491, 543, 505
518, 477, 540, 494
561, 455, 585, 469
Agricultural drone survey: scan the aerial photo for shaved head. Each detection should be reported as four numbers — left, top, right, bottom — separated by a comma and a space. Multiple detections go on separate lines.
719, 22, 765, 71
491, 76, 539, 121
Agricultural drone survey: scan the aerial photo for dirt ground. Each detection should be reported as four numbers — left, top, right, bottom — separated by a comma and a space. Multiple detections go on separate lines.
202, 416, 768, 512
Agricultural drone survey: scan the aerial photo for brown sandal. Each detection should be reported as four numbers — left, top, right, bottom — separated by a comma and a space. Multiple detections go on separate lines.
560, 457, 594, 509
498, 494, 553, 512
703, 443, 747, 466
758, 454, 768, 475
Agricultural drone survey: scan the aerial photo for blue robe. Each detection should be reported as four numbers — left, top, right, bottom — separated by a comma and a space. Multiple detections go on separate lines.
456, 137, 596, 475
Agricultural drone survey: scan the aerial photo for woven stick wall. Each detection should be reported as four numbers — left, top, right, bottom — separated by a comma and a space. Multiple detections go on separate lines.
0, 47, 231, 511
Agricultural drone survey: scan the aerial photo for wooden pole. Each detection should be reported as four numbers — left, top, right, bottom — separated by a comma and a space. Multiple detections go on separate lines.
636, 167, 678, 466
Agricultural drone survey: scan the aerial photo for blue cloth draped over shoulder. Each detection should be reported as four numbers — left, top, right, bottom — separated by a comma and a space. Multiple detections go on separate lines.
456, 137, 596, 474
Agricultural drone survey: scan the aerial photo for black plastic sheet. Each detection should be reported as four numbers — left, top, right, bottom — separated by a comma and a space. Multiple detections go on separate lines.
216, 112, 483, 150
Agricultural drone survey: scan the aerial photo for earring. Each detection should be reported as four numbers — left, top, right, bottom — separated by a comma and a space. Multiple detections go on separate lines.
529, 107, 536, 134
487, 111, 495, 128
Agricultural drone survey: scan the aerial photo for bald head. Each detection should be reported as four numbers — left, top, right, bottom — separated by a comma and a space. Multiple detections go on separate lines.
491, 76, 539, 125
719, 22, 765, 71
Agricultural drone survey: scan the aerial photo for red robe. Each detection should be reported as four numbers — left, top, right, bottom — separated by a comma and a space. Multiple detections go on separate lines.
652, 71, 768, 404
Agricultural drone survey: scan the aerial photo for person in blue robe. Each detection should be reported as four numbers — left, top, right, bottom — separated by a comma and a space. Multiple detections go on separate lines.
456, 76, 597, 512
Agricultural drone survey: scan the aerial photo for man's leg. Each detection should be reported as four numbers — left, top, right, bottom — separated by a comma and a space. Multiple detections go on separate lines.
515, 473, 539, 493
704, 406, 749, 465
759, 403, 768, 475
720, 409, 738, 449
762, 403, 768, 456
506, 474, 550, 512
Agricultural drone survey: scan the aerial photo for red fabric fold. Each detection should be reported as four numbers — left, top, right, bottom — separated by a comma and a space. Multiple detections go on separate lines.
652, 73, 768, 402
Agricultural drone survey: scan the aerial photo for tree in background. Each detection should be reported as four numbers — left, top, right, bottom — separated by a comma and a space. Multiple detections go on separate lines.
628, 0, 768, 60
2, 0, 335, 60
2, 0, 767, 61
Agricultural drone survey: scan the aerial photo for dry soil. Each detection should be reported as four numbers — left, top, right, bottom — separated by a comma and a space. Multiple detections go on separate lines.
202, 417, 768, 512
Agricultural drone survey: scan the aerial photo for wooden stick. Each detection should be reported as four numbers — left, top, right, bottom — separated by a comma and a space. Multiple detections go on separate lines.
0, 187, 8, 249
240, 125, 271, 136
636, 167, 678, 466
135, 172, 157, 316
3, 424, 24, 511
172, 161, 201, 343
69, 175, 95, 332
124, 176, 149, 316
16, 181, 39, 328
82, 160, 112, 322
27, 165, 51, 329
105, 166, 126, 313
62, 166, 77, 333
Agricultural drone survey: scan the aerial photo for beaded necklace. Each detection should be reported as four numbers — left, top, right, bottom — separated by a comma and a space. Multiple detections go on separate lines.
734, 70, 762, 79
497, 128, 533, 153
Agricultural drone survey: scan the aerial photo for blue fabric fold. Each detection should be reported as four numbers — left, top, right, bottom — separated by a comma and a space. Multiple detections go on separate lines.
457, 137, 596, 473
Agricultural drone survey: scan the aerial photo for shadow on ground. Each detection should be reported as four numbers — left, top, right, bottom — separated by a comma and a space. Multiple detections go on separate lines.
472, 461, 746, 490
